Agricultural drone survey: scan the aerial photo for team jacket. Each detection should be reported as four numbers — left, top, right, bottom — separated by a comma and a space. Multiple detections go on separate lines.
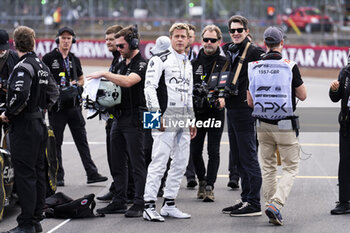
144, 47, 194, 122
5, 52, 59, 118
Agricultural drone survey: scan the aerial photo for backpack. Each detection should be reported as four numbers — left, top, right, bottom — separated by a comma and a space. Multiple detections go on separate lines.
44, 192, 104, 219
45, 126, 58, 197
0, 147, 14, 221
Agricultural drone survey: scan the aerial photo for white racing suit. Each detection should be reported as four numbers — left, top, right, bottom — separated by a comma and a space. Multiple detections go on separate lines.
144, 47, 194, 201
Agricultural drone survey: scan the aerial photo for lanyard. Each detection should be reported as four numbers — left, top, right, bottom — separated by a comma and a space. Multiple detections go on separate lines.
63, 57, 70, 77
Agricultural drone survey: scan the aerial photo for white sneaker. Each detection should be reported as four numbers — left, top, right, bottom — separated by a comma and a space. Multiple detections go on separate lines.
143, 206, 165, 222
160, 204, 191, 219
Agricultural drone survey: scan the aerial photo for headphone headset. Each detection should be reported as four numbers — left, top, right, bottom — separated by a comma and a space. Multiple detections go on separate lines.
126, 25, 139, 50
55, 32, 76, 44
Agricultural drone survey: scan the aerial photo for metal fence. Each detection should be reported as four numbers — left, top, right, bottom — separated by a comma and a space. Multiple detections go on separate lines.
0, 0, 349, 45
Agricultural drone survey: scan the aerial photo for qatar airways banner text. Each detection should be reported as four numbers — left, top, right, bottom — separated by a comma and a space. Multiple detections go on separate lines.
34, 39, 348, 69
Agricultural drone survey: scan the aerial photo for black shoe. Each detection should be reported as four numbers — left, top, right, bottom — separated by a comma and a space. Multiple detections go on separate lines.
187, 178, 198, 188
87, 173, 108, 184
127, 198, 134, 204
96, 202, 127, 214
4, 226, 35, 233
34, 222, 42, 233
229, 202, 262, 217
227, 179, 239, 189
56, 180, 64, 187
96, 192, 113, 201
222, 200, 244, 214
125, 204, 143, 218
330, 202, 350, 215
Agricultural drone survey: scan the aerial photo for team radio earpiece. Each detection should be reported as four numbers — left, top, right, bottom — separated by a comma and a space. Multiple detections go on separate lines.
55, 35, 76, 44
126, 25, 139, 50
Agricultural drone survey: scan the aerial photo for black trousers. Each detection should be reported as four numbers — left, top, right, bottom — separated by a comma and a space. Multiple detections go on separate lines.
339, 125, 350, 202
9, 118, 47, 227
190, 110, 225, 188
106, 118, 134, 198
226, 108, 262, 207
110, 114, 146, 206
48, 106, 98, 181
228, 150, 240, 181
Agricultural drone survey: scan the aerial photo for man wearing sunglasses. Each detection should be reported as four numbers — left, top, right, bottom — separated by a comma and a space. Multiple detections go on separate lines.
190, 25, 226, 202
87, 26, 148, 218
96, 25, 135, 205
222, 15, 264, 217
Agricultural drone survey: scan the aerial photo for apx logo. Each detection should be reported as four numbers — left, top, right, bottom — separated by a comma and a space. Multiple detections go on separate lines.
143, 111, 161, 129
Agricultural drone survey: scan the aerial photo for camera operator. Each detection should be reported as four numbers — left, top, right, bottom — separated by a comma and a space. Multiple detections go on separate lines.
87, 26, 147, 218
0, 29, 19, 140
222, 15, 264, 217
191, 24, 226, 202
42, 26, 107, 186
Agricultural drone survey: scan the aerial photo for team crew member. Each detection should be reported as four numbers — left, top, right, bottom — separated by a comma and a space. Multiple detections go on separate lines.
0, 29, 19, 140
42, 26, 107, 186
222, 15, 264, 217
329, 54, 350, 215
96, 24, 132, 202
1, 26, 59, 233
143, 23, 196, 222
191, 24, 226, 202
87, 26, 147, 218
247, 26, 307, 225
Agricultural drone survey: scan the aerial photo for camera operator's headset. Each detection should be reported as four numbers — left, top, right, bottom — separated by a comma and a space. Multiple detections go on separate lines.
125, 25, 139, 50
55, 28, 76, 44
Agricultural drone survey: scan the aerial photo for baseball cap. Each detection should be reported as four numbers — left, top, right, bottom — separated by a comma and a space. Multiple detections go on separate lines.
57, 26, 75, 37
150, 36, 170, 55
0, 29, 10, 50
264, 26, 284, 44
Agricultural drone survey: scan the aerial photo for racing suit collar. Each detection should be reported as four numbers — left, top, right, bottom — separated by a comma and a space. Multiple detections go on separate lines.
169, 46, 187, 62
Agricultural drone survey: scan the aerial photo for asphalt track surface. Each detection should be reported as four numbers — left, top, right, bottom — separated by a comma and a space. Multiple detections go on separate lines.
1, 66, 349, 233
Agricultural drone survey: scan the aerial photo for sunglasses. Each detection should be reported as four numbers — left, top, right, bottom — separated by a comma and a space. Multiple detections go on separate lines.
203, 38, 218, 43
116, 44, 125, 49
229, 28, 245, 34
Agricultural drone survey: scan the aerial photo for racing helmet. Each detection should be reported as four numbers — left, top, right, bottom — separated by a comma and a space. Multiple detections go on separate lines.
96, 79, 121, 108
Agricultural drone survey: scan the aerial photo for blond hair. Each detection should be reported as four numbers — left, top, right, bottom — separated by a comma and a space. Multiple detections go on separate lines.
169, 23, 189, 37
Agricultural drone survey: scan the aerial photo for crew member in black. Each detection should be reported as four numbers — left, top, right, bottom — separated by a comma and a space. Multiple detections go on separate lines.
0, 29, 19, 140
222, 15, 264, 217
329, 61, 350, 215
42, 26, 107, 186
191, 24, 226, 202
1, 26, 59, 233
221, 33, 254, 191
97, 24, 125, 201
87, 26, 147, 218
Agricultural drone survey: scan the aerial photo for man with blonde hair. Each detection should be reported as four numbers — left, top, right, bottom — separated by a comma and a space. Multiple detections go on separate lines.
143, 23, 196, 222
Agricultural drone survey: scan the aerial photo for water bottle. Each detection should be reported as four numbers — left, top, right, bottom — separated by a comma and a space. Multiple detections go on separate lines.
59, 72, 66, 87
60, 76, 66, 87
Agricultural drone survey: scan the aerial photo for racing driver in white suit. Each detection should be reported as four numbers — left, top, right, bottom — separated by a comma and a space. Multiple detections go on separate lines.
143, 23, 197, 222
